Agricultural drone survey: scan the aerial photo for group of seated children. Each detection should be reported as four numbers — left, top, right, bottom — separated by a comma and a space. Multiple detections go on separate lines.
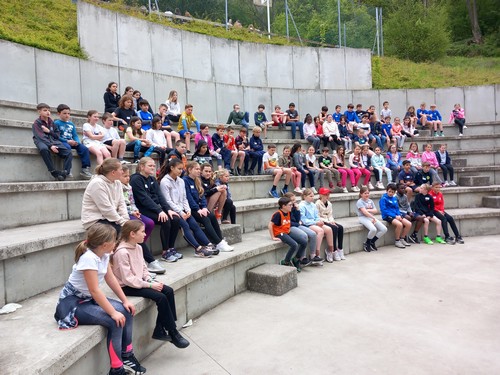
269, 188, 346, 271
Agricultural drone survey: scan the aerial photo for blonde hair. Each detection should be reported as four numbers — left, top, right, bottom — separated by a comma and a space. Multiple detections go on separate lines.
75, 223, 116, 263
301, 188, 314, 198
186, 161, 204, 196
95, 158, 121, 175
119, 220, 144, 243
136, 157, 154, 174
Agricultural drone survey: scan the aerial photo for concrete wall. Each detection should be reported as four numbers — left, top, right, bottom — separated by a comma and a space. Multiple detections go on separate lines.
0, 0, 498, 124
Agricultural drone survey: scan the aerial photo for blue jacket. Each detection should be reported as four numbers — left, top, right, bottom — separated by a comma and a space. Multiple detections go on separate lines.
290, 207, 302, 227
417, 108, 428, 119
138, 110, 153, 130
299, 201, 319, 226
212, 133, 225, 151
183, 175, 207, 211
428, 109, 442, 121
386, 151, 403, 168
379, 193, 400, 219
333, 112, 342, 123
249, 135, 264, 152
435, 150, 451, 165
344, 110, 360, 123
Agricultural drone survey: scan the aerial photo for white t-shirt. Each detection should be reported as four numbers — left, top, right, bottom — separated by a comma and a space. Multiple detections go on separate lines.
146, 129, 167, 147
82, 123, 105, 141
166, 101, 181, 116
263, 152, 279, 169
102, 126, 120, 142
68, 249, 110, 297
356, 198, 375, 217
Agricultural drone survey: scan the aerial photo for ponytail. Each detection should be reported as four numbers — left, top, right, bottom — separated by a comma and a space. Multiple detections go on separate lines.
75, 223, 116, 262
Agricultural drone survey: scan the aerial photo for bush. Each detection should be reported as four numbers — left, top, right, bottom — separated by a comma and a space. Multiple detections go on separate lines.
384, 0, 450, 62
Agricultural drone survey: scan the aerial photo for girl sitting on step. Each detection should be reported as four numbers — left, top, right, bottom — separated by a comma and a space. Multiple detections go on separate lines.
54, 223, 146, 375
111, 220, 190, 348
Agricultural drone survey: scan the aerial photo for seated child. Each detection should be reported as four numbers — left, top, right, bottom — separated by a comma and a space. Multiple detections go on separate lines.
279, 145, 302, 193
137, 99, 153, 131
224, 126, 246, 175
428, 104, 444, 137
54, 224, 146, 375
112, 220, 190, 348
305, 145, 323, 193
435, 143, 456, 186
227, 103, 250, 131
379, 183, 412, 249
316, 188, 346, 262
429, 181, 464, 244
195, 124, 223, 170
269, 197, 308, 272
360, 145, 375, 190
398, 160, 419, 201
271, 105, 288, 130
254, 104, 273, 138
264, 144, 292, 198
300, 188, 334, 263
212, 125, 231, 170
291, 143, 315, 192
54, 103, 91, 179
304, 114, 321, 153
449, 103, 466, 136
200, 163, 227, 219
318, 147, 341, 190
215, 169, 237, 224
406, 142, 422, 174
391, 117, 406, 151
338, 115, 353, 153
386, 144, 403, 183
178, 104, 200, 153
421, 143, 443, 184
155, 103, 180, 149
102, 113, 127, 163
83, 109, 112, 166
235, 127, 250, 174
349, 145, 372, 190
125, 117, 154, 163
248, 126, 265, 175
356, 186, 387, 252
396, 183, 425, 244
192, 141, 214, 166
371, 146, 392, 189
412, 184, 446, 245
314, 116, 328, 149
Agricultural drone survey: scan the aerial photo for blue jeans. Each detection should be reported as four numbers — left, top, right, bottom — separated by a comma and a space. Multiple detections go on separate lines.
307, 136, 321, 152
279, 229, 307, 262
297, 225, 317, 256
63, 142, 91, 168
74, 298, 133, 368
179, 215, 210, 249
286, 121, 304, 139
239, 112, 250, 131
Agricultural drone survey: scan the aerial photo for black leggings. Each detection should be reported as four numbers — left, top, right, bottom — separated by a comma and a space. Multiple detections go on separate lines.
222, 198, 236, 224
454, 118, 465, 134
122, 285, 177, 331
324, 222, 344, 250
433, 211, 459, 238
191, 210, 223, 245
140, 210, 181, 251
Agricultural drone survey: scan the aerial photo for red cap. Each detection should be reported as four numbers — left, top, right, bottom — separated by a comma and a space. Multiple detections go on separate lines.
318, 187, 330, 195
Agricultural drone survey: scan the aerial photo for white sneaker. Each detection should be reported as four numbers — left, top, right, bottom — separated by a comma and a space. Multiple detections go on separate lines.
294, 187, 302, 194
449, 180, 457, 186
338, 249, 346, 260
216, 240, 234, 252
401, 238, 411, 247
459, 133, 463, 136
376, 182, 384, 190
463, 125, 467, 129
311, 187, 318, 194
351, 186, 360, 192
395, 240, 406, 249
333, 250, 341, 261
342, 187, 349, 193
368, 183, 375, 190
148, 260, 166, 274
443, 181, 450, 187
120, 160, 131, 164
325, 250, 333, 263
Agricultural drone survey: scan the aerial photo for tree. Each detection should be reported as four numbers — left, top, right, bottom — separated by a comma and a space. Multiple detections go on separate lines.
383, 0, 450, 62
465, 0, 483, 44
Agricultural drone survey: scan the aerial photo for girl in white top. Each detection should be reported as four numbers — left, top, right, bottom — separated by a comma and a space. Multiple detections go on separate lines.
54, 223, 146, 375
356, 186, 387, 252
322, 114, 342, 150
82, 110, 112, 165
165, 90, 181, 123
101, 112, 127, 163
305, 145, 324, 191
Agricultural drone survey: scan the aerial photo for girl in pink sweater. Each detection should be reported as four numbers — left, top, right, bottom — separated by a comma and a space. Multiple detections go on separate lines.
421, 143, 443, 184
112, 220, 190, 349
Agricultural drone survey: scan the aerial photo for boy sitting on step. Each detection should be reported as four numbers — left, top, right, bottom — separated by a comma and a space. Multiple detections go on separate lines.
32, 102, 73, 181
263, 144, 292, 198
269, 197, 308, 272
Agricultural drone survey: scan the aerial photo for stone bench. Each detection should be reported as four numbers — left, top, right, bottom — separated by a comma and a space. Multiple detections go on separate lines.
483, 196, 500, 208
247, 263, 297, 296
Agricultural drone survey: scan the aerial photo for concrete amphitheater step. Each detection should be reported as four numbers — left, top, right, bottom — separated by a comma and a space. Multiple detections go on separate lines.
1, 208, 500, 374
483, 196, 500, 208
0, 220, 241, 305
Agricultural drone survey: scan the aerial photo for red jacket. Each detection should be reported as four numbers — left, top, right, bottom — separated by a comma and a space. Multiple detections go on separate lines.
429, 190, 445, 212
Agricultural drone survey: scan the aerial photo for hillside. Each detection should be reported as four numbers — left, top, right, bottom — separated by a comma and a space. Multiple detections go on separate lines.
0, 0, 499, 89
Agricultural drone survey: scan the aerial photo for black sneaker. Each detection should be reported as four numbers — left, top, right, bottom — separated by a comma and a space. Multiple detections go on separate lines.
291, 257, 302, 272
170, 329, 190, 348
51, 170, 65, 181
152, 325, 172, 342
370, 241, 378, 251
300, 257, 312, 267
122, 353, 146, 374
311, 256, 324, 265
409, 233, 420, 244
456, 236, 464, 244
445, 236, 456, 245
109, 367, 126, 375
363, 242, 372, 252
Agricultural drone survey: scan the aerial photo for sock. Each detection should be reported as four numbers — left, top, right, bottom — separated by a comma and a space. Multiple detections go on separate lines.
284, 184, 288, 189
371, 236, 379, 244
272, 185, 277, 191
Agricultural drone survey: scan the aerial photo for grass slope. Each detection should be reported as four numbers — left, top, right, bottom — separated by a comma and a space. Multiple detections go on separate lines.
0, 0, 498, 89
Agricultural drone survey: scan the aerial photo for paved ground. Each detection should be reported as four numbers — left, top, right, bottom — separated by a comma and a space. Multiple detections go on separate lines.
143, 236, 500, 375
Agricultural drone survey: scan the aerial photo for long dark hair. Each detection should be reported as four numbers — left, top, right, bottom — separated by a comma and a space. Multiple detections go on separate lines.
158, 158, 183, 182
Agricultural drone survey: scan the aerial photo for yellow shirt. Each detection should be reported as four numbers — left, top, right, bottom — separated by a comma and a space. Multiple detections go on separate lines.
178, 111, 197, 132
